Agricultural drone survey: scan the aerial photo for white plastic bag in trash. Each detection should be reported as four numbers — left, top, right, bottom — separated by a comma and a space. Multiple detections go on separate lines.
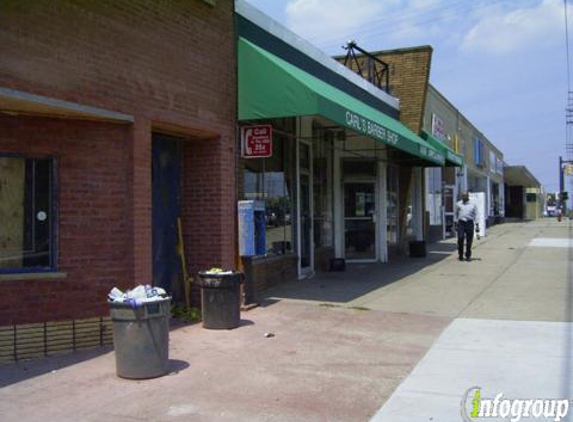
108, 284, 167, 306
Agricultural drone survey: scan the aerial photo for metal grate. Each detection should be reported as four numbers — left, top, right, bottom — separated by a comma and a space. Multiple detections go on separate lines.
342, 41, 390, 93
0, 317, 112, 364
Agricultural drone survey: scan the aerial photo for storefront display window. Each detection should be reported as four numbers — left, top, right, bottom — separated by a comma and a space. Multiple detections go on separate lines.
243, 134, 295, 256
426, 167, 442, 226
491, 182, 500, 216
387, 165, 399, 245
312, 123, 334, 249
0, 156, 55, 272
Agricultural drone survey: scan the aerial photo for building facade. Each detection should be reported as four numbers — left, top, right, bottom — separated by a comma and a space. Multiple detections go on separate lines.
236, 1, 444, 297
504, 165, 543, 220
423, 85, 505, 240
337, 47, 506, 242
0, 0, 236, 361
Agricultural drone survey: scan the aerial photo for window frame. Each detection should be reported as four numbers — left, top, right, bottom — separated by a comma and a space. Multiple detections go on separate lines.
242, 135, 295, 257
0, 153, 58, 275
474, 138, 485, 167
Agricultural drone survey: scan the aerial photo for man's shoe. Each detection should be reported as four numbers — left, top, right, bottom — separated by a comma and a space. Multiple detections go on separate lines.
458, 256, 464, 261
466, 257, 471, 262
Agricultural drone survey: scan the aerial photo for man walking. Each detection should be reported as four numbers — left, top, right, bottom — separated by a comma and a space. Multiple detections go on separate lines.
455, 192, 479, 261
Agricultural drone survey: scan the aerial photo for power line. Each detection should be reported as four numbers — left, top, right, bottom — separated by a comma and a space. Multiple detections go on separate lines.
565, 0, 571, 93
316, 0, 468, 49
316, 0, 505, 52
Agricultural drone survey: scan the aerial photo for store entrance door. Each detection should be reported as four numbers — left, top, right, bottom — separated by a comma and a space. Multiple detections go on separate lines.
344, 182, 377, 261
444, 184, 456, 237
152, 134, 182, 296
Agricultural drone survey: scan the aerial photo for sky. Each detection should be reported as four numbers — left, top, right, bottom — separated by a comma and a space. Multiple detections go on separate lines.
244, 0, 572, 195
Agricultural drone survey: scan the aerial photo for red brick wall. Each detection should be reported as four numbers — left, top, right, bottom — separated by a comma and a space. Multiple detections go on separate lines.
0, 115, 131, 325
182, 134, 237, 305
0, 1, 237, 320
0, 0, 236, 137
129, 118, 153, 287
182, 137, 236, 275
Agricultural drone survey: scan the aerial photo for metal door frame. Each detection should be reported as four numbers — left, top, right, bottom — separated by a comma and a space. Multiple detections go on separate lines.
296, 139, 314, 278
386, 164, 400, 255
443, 183, 456, 238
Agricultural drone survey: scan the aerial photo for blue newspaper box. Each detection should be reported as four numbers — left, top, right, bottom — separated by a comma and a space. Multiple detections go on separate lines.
238, 200, 266, 256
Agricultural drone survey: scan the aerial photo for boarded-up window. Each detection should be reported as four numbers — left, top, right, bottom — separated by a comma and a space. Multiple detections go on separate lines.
0, 156, 54, 272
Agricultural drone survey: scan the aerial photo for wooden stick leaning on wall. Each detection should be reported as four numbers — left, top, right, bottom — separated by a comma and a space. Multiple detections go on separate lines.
177, 217, 193, 310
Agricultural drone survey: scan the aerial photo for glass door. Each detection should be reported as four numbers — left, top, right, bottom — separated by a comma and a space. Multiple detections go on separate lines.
386, 165, 399, 254
444, 184, 455, 237
344, 182, 376, 261
298, 141, 313, 276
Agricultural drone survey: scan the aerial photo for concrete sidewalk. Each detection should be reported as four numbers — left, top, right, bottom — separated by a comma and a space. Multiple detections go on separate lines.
370, 318, 573, 421
264, 219, 572, 322
0, 302, 448, 422
366, 219, 573, 421
1, 219, 571, 422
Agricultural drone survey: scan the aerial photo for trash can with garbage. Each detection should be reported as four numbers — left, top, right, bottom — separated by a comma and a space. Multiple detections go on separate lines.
108, 285, 171, 379
198, 268, 243, 330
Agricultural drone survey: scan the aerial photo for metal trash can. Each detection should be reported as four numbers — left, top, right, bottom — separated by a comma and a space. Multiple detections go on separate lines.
198, 271, 242, 329
409, 240, 427, 258
109, 297, 171, 379
329, 258, 346, 272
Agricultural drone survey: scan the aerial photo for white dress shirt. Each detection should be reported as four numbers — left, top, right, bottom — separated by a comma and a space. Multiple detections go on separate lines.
455, 200, 478, 222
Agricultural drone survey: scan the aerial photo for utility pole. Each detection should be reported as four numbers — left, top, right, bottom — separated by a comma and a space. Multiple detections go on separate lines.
559, 156, 573, 215
560, 156, 564, 210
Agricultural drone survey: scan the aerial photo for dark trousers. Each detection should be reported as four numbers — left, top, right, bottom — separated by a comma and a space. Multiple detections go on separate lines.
457, 220, 474, 259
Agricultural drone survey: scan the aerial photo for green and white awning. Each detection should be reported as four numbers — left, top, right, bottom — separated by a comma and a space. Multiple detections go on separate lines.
420, 130, 464, 167
238, 37, 445, 166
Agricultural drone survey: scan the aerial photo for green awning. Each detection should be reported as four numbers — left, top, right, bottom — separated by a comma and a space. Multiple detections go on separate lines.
238, 37, 445, 166
420, 130, 464, 167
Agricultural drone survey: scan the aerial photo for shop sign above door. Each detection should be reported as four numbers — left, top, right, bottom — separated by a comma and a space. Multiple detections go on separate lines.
241, 125, 272, 158
431, 113, 446, 141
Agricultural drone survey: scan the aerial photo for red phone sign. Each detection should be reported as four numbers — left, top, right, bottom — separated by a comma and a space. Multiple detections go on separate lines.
241, 125, 272, 158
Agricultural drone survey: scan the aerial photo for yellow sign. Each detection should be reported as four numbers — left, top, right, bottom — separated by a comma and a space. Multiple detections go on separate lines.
454, 133, 460, 153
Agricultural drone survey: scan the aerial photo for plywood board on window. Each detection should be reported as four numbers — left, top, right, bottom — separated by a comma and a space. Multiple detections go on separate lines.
0, 157, 25, 268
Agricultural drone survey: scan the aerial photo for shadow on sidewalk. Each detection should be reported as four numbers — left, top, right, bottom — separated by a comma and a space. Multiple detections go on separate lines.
0, 346, 192, 388
258, 242, 458, 305
0, 321, 202, 388
0, 345, 114, 388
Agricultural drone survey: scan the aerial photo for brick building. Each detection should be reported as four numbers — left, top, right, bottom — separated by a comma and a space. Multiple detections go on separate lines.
0, 0, 236, 361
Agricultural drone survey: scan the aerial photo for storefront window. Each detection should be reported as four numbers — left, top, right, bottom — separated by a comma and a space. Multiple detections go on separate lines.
406, 187, 414, 238
312, 124, 334, 249
243, 135, 294, 256
491, 182, 500, 216
387, 165, 399, 245
0, 156, 55, 272
426, 167, 442, 225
